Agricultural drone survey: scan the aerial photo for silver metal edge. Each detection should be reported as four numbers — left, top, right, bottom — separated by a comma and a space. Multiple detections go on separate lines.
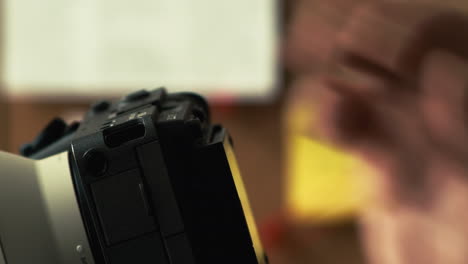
0, 151, 95, 264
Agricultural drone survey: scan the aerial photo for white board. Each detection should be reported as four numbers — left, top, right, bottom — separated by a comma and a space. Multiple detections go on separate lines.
3, 0, 278, 100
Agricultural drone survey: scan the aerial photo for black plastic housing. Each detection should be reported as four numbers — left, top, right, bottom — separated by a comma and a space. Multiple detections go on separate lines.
63, 88, 266, 264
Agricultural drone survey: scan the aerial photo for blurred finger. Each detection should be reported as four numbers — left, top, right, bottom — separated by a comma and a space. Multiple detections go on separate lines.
285, 0, 364, 73
335, 2, 468, 81
420, 50, 468, 159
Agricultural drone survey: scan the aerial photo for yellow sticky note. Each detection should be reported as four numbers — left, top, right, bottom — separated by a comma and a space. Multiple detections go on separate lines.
285, 107, 372, 223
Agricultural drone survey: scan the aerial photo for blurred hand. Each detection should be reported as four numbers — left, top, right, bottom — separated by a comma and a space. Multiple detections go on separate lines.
286, 1, 468, 263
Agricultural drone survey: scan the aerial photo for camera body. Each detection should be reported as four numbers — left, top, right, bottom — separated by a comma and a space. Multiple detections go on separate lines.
0, 88, 266, 264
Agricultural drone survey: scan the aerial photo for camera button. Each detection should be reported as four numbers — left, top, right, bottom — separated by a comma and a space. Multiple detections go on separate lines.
83, 150, 108, 177
92, 100, 111, 113
124, 90, 150, 102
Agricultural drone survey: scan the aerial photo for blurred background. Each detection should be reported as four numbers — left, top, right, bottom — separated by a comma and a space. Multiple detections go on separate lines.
1, 0, 467, 263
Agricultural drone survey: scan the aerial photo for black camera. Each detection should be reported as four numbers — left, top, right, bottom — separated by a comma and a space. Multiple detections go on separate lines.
0, 88, 267, 264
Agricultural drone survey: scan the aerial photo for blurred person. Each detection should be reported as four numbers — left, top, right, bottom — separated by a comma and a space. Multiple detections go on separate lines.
285, 0, 468, 263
